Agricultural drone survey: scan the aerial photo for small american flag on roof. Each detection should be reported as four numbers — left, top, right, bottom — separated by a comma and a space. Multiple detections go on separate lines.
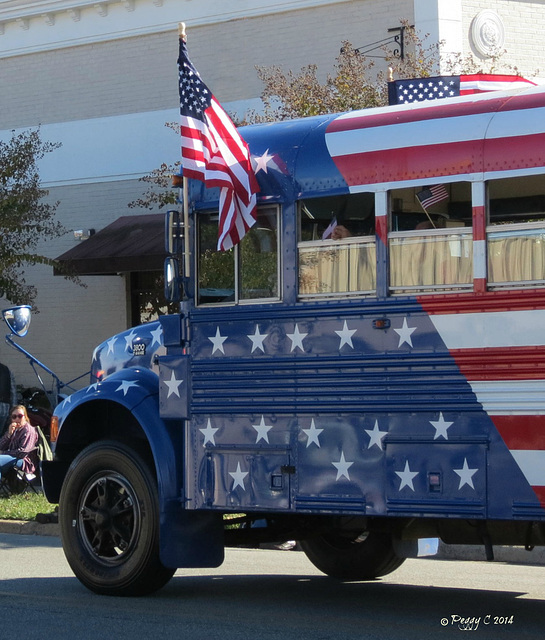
388, 73, 537, 105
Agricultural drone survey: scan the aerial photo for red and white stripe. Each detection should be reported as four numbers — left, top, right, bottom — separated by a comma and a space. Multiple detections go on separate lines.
425, 305, 545, 506
325, 86, 545, 191
181, 98, 258, 251
459, 74, 537, 95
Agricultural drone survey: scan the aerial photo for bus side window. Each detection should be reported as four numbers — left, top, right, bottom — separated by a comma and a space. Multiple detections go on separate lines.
197, 206, 280, 305
487, 174, 545, 286
197, 213, 235, 304
240, 207, 279, 300
298, 193, 376, 296
389, 183, 473, 293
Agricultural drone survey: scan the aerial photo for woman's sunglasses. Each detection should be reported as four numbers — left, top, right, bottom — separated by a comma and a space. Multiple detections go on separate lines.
11, 413, 24, 419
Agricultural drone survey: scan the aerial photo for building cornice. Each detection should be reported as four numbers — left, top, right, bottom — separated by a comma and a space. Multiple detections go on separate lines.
0, 0, 352, 58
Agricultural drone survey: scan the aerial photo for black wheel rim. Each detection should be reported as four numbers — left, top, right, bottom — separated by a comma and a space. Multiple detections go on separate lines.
78, 472, 141, 565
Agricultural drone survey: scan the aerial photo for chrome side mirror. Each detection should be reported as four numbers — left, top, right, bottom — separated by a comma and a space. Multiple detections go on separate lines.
2, 305, 32, 337
164, 257, 182, 302
165, 210, 183, 255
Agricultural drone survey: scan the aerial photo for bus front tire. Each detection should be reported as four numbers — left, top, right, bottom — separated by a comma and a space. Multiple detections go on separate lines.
300, 530, 405, 580
59, 441, 175, 596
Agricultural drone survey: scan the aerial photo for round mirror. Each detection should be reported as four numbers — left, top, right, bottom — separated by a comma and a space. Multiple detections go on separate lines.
2, 305, 32, 337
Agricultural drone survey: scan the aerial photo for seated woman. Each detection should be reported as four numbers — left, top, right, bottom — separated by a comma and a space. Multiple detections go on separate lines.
0, 405, 39, 482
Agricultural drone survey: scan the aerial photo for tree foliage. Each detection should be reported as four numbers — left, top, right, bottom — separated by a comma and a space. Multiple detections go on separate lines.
0, 129, 69, 304
245, 20, 527, 123
247, 21, 439, 121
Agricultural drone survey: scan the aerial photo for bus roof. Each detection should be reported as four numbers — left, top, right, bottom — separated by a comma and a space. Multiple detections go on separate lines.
192, 84, 545, 207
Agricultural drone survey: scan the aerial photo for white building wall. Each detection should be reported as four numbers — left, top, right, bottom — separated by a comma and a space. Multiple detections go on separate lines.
414, 0, 463, 73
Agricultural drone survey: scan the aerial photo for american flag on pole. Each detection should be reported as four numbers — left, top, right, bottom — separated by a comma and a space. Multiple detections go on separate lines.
388, 74, 537, 105
177, 36, 258, 251
416, 184, 449, 210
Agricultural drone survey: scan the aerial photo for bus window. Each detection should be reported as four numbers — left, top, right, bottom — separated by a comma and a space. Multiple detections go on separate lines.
240, 206, 279, 300
487, 174, 545, 287
197, 206, 280, 305
298, 193, 376, 296
389, 183, 473, 292
197, 213, 235, 304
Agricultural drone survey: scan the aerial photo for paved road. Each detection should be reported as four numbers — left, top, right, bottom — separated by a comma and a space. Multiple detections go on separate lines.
1, 533, 544, 640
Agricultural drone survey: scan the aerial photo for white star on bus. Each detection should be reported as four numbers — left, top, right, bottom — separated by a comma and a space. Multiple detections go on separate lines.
430, 413, 453, 440
302, 418, 323, 447
150, 324, 163, 348
115, 380, 139, 396
252, 415, 273, 443
453, 458, 478, 490
199, 418, 219, 446
247, 325, 267, 352
106, 336, 118, 355
332, 451, 354, 481
395, 460, 418, 491
254, 149, 273, 173
394, 318, 416, 347
365, 420, 388, 450
124, 330, 137, 351
287, 324, 307, 352
163, 371, 183, 398
208, 326, 227, 354
335, 320, 357, 349
229, 462, 249, 491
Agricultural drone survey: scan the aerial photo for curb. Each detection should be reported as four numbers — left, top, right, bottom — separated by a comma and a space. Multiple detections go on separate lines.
0, 519, 60, 538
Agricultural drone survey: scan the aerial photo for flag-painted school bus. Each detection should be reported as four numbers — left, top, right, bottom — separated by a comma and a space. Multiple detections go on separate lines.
43, 83, 545, 596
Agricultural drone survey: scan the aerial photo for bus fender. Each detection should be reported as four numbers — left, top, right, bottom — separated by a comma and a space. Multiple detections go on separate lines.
49, 368, 224, 569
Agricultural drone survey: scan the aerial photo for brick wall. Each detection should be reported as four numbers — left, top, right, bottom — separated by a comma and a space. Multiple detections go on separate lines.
462, 1, 545, 77
0, 0, 413, 130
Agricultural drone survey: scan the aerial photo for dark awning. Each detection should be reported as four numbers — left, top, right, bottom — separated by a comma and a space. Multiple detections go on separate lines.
55, 214, 165, 275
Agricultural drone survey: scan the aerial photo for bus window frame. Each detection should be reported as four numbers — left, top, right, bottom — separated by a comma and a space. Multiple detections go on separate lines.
388, 224, 473, 295
296, 195, 377, 300
195, 204, 282, 307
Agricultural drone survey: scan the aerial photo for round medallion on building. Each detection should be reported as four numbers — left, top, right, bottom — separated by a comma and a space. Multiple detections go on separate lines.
470, 10, 506, 58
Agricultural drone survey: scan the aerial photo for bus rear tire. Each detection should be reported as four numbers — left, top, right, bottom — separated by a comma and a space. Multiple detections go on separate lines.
59, 440, 175, 596
300, 530, 405, 580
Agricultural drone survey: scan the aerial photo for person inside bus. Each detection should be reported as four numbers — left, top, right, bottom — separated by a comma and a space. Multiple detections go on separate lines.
301, 194, 375, 242
322, 198, 354, 240
330, 223, 352, 239
322, 210, 374, 240
0, 405, 39, 482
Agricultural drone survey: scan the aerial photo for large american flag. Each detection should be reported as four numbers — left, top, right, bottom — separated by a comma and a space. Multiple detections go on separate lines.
388, 74, 537, 105
177, 38, 258, 251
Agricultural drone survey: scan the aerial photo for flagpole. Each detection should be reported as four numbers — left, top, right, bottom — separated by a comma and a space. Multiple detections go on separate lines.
416, 199, 436, 229
178, 22, 191, 282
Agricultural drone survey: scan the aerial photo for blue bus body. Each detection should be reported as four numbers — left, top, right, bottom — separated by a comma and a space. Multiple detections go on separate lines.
44, 84, 545, 595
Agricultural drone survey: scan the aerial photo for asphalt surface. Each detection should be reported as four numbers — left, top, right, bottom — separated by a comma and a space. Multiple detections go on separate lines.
1, 533, 545, 640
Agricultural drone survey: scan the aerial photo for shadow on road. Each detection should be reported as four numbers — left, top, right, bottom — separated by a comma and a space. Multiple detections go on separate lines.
0, 571, 542, 639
